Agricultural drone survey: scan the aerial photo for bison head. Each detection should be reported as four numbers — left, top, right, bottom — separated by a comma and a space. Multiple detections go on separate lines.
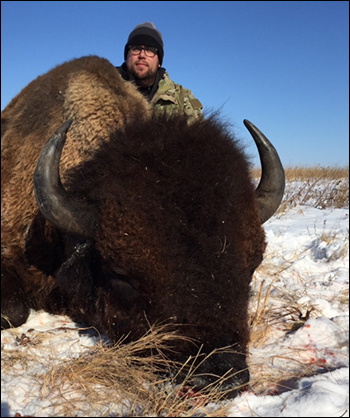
32, 113, 285, 397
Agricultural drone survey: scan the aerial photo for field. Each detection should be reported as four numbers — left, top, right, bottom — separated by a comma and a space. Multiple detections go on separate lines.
1, 167, 349, 417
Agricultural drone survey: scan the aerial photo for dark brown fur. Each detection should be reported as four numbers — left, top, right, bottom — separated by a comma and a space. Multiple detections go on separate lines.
1, 56, 266, 397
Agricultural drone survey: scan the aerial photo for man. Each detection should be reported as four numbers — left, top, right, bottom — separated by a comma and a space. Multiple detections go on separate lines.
118, 22, 203, 124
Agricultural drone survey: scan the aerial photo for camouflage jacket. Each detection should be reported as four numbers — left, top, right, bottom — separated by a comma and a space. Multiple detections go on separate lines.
151, 72, 203, 124
117, 64, 203, 124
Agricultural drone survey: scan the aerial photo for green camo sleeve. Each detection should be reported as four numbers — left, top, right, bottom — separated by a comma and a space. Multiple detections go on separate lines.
152, 74, 203, 124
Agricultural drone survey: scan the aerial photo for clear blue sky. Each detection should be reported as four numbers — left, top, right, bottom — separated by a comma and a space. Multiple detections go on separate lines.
1, 1, 349, 167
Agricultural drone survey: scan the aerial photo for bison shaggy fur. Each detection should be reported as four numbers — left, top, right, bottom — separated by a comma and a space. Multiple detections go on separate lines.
1, 56, 268, 397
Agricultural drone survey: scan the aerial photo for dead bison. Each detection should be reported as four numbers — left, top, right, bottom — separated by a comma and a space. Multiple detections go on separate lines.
1, 55, 285, 397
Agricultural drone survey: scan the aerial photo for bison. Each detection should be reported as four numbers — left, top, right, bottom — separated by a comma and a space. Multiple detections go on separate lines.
1, 55, 285, 398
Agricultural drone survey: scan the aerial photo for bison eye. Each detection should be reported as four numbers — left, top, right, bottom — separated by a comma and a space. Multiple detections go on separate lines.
111, 266, 128, 276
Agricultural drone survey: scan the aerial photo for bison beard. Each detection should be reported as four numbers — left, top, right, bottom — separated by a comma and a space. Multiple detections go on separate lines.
1, 56, 284, 399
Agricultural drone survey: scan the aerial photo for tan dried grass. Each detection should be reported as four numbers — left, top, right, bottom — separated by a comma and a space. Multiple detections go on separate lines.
252, 165, 349, 210
6, 324, 233, 416
251, 165, 349, 181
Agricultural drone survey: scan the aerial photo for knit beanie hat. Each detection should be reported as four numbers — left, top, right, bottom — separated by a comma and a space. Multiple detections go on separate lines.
124, 22, 164, 65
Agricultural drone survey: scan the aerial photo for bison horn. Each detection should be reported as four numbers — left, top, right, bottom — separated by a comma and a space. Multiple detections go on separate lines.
33, 120, 98, 239
244, 120, 285, 224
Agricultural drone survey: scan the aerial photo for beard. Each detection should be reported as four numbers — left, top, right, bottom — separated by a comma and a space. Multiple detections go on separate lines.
129, 61, 157, 87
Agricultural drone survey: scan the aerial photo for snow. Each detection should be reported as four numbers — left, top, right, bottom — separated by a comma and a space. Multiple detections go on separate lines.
230, 368, 349, 417
1, 180, 349, 417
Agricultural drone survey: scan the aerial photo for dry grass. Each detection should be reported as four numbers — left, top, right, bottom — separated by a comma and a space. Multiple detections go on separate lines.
2, 324, 234, 417
248, 270, 319, 395
42, 344, 235, 416
283, 166, 349, 181
251, 165, 349, 181
251, 165, 349, 211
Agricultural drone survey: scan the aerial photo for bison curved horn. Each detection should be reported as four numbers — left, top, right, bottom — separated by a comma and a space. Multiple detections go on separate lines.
244, 120, 285, 224
33, 120, 98, 239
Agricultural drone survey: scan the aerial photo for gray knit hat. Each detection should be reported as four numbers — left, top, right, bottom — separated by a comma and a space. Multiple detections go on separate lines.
124, 22, 164, 65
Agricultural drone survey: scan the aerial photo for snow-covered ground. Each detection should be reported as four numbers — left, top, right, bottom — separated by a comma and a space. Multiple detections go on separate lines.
1, 180, 349, 417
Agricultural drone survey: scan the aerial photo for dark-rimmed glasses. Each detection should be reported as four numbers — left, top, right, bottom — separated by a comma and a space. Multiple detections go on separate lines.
128, 45, 158, 58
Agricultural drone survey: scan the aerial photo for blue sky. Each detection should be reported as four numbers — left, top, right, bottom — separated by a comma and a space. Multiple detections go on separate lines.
1, 1, 349, 167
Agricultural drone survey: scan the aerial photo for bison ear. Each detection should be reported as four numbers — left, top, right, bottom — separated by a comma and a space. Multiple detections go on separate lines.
244, 120, 285, 224
33, 120, 98, 239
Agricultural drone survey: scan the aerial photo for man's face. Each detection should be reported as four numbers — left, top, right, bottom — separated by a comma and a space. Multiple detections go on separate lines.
125, 45, 160, 87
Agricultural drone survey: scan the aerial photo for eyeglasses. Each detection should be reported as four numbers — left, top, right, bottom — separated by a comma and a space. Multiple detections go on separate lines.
128, 45, 158, 58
